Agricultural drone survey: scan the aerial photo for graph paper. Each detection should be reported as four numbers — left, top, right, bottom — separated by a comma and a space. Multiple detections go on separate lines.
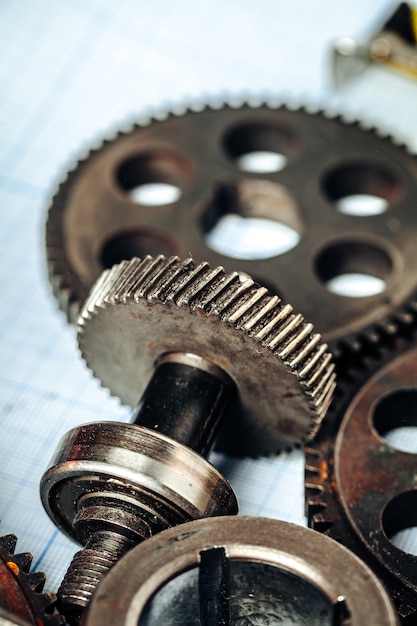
1, 0, 416, 598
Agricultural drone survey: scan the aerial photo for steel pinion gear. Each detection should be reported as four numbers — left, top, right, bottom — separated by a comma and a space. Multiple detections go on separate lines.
45, 101, 417, 363
78, 254, 336, 454
305, 315, 417, 624
0, 534, 63, 626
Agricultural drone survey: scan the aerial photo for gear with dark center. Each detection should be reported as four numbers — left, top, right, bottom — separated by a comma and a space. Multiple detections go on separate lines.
305, 320, 417, 623
45, 102, 417, 362
0, 534, 63, 626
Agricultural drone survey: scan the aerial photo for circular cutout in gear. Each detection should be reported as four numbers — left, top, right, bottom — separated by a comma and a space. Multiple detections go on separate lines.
46, 102, 417, 357
78, 255, 336, 455
305, 330, 417, 622
83, 516, 399, 626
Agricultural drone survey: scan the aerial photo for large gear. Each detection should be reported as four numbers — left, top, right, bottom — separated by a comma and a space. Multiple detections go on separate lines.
305, 323, 417, 623
0, 535, 63, 626
46, 101, 417, 360
78, 254, 336, 454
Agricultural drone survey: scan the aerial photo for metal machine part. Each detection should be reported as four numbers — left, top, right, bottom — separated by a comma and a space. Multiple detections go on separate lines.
305, 330, 417, 623
45, 102, 417, 361
332, 2, 417, 88
82, 516, 399, 626
78, 254, 336, 454
0, 535, 63, 626
41, 254, 335, 624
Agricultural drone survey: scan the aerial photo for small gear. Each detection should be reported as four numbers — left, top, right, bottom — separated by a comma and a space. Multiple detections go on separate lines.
0, 534, 63, 626
46, 101, 417, 363
78, 254, 336, 454
305, 321, 417, 623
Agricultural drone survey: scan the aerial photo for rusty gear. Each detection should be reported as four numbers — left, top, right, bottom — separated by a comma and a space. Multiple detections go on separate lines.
78, 254, 336, 454
45, 102, 417, 362
305, 317, 417, 623
0, 535, 63, 626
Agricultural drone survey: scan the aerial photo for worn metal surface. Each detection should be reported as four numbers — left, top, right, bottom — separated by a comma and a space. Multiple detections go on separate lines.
41, 422, 238, 544
46, 103, 417, 361
41, 252, 336, 622
83, 516, 399, 626
0, 535, 62, 626
78, 255, 336, 455
306, 334, 417, 623
41, 419, 237, 624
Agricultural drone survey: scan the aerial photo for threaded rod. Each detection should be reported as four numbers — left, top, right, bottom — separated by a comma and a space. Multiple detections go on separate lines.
58, 531, 136, 625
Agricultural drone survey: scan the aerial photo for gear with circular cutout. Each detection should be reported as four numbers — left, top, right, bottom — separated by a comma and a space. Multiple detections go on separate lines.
83, 516, 400, 626
305, 316, 417, 623
45, 101, 417, 364
78, 254, 336, 455
0, 534, 63, 626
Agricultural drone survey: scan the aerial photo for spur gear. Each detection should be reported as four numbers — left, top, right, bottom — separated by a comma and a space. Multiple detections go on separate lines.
78, 254, 336, 454
305, 320, 417, 623
0, 534, 63, 626
46, 101, 417, 361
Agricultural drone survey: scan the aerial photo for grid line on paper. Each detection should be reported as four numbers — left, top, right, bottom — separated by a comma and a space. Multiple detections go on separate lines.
1, 0, 416, 598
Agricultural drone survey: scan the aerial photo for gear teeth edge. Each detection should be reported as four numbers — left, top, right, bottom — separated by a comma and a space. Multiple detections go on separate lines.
0, 535, 18, 555
79, 256, 336, 434
177, 265, 225, 307
10, 551, 32, 573
46, 93, 417, 328
0, 533, 64, 625
168, 260, 211, 305
304, 446, 334, 531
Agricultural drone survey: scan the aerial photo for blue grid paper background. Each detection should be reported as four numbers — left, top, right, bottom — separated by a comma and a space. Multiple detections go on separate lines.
1, 0, 416, 595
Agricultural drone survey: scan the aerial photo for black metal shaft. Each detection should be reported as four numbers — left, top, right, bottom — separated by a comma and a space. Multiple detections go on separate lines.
199, 547, 230, 626
131, 353, 236, 457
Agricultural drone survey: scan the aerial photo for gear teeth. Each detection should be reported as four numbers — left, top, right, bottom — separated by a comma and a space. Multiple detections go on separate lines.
215, 278, 256, 319
180, 266, 225, 307
139, 255, 184, 300
277, 321, 314, 361
255, 303, 294, 341
45, 94, 417, 373
304, 447, 334, 532
305, 326, 417, 623
118, 256, 160, 301
130, 255, 170, 301
169, 260, 211, 305
0, 533, 64, 625
268, 313, 304, 351
242, 294, 281, 332
11, 551, 32, 573
79, 255, 336, 447
27, 570, 46, 592
227, 287, 269, 326
288, 332, 322, 369
0, 535, 18, 555
199, 271, 242, 313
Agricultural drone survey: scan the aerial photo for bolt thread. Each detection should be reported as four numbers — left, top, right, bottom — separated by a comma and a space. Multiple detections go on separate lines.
58, 531, 136, 625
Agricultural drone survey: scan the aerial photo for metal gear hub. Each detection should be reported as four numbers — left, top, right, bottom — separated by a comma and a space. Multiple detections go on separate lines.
46, 102, 417, 361
78, 254, 336, 454
83, 516, 400, 626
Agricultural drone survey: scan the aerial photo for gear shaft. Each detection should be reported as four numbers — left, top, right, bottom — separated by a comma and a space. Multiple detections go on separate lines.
41, 254, 336, 624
